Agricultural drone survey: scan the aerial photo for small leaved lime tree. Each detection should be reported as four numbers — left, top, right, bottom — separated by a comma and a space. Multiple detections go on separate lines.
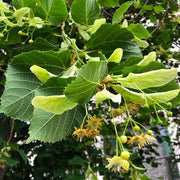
0, 0, 179, 179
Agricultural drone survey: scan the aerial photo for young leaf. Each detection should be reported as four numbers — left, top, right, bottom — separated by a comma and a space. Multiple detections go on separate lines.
65, 61, 107, 104
112, 2, 133, 24
108, 48, 123, 63
86, 23, 142, 59
30, 65, 55, 83
32, 95, 77, 114
36, 0, 68, 25
138, 52, 156, 66
27, 105, 85, 143
116, 69, 178, 90
71, 0, 100, 25
95, 89, 121, 108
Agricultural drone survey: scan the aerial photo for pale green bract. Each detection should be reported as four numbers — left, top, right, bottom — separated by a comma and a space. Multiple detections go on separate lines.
32, 95, 78, 114
0, 1, 10, 12
13, 7, 30, 25
30, 65, 55, 83
88, 18, 106, 34
133, 36, 149, 48
115, 68, 178, 90
138, 52, 156, 66
108, 48, 123, 63
95, 89, 121, 108
113, 85, 180, 105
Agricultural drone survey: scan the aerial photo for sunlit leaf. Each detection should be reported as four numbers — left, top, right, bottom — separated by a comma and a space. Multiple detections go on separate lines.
65, 61, 107, 104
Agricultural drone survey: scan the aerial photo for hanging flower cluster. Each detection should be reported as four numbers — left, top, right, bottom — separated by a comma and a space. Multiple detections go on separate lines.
72, 115, 104, 142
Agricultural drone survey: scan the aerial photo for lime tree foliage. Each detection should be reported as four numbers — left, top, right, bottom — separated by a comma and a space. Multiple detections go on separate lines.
0, 0, 179, 179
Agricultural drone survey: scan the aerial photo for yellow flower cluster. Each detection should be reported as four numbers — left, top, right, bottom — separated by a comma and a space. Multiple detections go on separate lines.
127, 133, 156, 149
113, 103, 140, 117
106, 156, 129, 172
0, 158, 6, 168
72, 115, 104, 142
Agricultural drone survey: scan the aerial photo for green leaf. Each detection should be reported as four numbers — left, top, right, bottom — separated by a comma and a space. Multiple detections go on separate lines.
122, 61, 164, 77
0, 50, 71, 121
95, 89, 121, 108
138, 52, 156, 66
36, 0, 68, 25
12, 0, 36, 10
113, 85, 180, 105
28, 76, 84, 142
0, 1, 10, 12
115, 68, 178, 90
143, 5, 153, 11
109, 56, 143, 75
32, 95, 77, 114
30, 65, 55, 83
65, 61, 107, 104
0, 28, 21, 45
27, 105, 85, 143
154, 5, 164, 14
12, 37, 59, 55
35, 76, 75, 97
127, 23, 151, 39
86, 23, 142, 59
1, 154, 19, 167
108, 48, 123, 63
71, 0, 100, 25
112, 1, 133, 24
97, 0, 119, 7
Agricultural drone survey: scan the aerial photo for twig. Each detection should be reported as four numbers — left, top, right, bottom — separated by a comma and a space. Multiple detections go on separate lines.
7, 118, 15, 143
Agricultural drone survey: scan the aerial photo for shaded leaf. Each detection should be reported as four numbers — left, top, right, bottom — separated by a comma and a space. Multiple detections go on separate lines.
36, 0, 68, 25
86, 23, 142, 59
0, 50, 71, 121
71, 0, 100, 25
27, 105, 85, 143
12, 37, 59, 56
